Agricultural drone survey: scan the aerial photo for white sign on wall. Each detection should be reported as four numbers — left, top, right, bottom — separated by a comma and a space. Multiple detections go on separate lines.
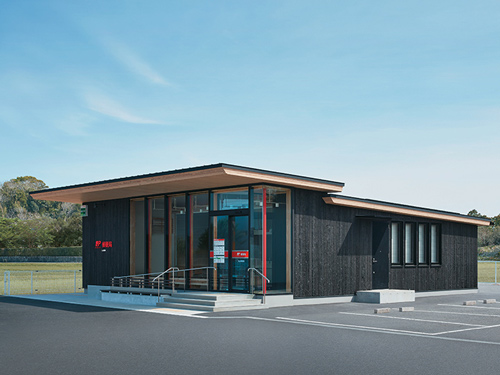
214, 239, 225, 264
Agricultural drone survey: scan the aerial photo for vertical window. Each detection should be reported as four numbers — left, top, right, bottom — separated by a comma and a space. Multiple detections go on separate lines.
148, 197, 165, 274
431, 224, 440, 264
249, 186, 291, 293
418, 223, 428, 264
405, 223, 415, 264
265, 187, 291, 293
250, 187, 264, 291
189, 192, 209, 289
130, 198, 145, 275
169, 195, 186, 270
391, 222, 401, 264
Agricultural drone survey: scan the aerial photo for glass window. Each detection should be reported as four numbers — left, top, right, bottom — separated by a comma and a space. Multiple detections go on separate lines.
169, 195, 186, 270
250, 188, 264, 292
405, 223, 415, 264
212, 188, 249, 211
189, 192, 209, 288
264, 187, 291, 293
130, 198, 145, 275
391, 222, 401, 264
148, 197, 165, 274
210, 215, 229, 291
418, 224, 427, 264
431, 224, 440, 264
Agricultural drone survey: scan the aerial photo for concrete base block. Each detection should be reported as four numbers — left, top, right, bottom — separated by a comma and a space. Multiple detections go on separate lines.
354, 289, 415, 304
399, 307, 414, 312
87, 285, 110, 299
101, 292, 158, 306
374, 308, 391, 314
463, 301, 476, 306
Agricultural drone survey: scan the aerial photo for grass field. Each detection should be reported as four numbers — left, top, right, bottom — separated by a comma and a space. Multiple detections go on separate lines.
1, 263, 82, 295
1, 262, 497, 295
478, 261, 500, 283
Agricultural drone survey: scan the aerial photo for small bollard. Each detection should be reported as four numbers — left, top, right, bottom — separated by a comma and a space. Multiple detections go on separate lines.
483, 299, 496, 304
463, 301, 476, 306
374, 308, 391, 314
399, 307, 414, 312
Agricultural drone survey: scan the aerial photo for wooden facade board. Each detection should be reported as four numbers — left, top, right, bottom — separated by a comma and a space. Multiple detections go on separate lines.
82, 199, 130, 288
294, 190, 479, 298
293, 189, 372, 298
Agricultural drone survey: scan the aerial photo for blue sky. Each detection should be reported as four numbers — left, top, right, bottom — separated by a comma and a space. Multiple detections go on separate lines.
1, 1, 499, 216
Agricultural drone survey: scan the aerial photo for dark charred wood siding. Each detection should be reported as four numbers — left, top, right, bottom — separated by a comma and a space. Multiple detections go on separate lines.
82, 199, 130, 288
293, 189, 372, 298
293, 189, 478, 298
389, 222, 477, 291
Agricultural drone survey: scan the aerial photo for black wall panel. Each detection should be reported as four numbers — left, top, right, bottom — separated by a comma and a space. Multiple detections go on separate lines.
82, 199, 130, 288
387, 220, 477, 291
293, 189, 372, 298
293, 189, 478, 298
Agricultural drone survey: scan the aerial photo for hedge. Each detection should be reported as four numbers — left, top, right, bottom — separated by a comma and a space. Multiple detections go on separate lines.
0, 246, 82, 257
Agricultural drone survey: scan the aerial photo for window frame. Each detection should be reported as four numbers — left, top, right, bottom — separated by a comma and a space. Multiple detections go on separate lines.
404, 222, 416, 266
417, 223, 429, 266
430, 223, 441, 266
391, 222, 403, 266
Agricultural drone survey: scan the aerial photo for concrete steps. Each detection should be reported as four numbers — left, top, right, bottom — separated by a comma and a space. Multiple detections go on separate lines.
157, 292, 264, 312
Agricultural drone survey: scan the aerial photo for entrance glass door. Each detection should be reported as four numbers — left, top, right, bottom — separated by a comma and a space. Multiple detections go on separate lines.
211, 215, 249, 292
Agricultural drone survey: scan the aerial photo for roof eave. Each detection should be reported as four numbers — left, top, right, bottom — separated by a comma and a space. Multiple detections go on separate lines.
30, 164, 344, 204
324, 195, 492, 227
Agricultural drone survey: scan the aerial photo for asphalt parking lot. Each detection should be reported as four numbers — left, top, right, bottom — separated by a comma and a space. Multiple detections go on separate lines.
2, 285, 500, 375
203, 284, 500, 346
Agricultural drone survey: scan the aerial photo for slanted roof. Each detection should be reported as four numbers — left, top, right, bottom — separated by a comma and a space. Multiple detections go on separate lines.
30, 163, 344, 204
324, 194, 492, 226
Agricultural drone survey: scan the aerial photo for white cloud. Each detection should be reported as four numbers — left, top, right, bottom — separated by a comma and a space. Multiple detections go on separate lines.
57, 113, 92, 136
103, 38, 171, 86
85, 92, 165, 125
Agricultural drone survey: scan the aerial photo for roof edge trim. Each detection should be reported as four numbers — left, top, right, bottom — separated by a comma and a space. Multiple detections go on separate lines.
324, 194, 492, 226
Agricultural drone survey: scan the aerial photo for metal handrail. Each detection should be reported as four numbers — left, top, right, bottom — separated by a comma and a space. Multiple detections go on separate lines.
153, 266, 216, 301
152, 267, 179, 283
112, 272, 164, 288
248, 267, 270, 304
152, 267, 179, 300
114, 272, 161, 279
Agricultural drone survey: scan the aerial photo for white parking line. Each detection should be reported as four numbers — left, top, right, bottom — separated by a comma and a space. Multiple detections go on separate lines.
415, 309, 500, 318
434, 323, 500, 335
275, 316, 435, 335
338, 312, 485, 327
439, 304, 500, 310
270, 317, 500, 346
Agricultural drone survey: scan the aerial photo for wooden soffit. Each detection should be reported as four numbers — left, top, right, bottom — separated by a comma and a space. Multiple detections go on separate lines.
30, 164, 344, 204
323, 196, 491, 227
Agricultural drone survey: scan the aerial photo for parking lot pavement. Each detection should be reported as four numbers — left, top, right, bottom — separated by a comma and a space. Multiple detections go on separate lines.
2, 285, 500, 375
201, 284, 500, 346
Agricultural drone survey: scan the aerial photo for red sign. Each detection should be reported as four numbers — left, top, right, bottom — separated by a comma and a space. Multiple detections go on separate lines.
233, 251, 249, 258
95, 241, 113, 249
209, 251, 248, 258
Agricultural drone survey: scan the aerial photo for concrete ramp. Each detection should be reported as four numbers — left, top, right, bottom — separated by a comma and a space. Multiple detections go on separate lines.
353, 289, 415, 304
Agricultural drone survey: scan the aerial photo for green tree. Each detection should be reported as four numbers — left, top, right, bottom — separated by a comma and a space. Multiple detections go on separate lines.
467, 209, 489, 218
16, 217, 54, 248
491, 214, 500, 227
0, 176, 59, 218
0, 218, 21, 248
49, 215, 82, 247
0, 176, 83, 248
